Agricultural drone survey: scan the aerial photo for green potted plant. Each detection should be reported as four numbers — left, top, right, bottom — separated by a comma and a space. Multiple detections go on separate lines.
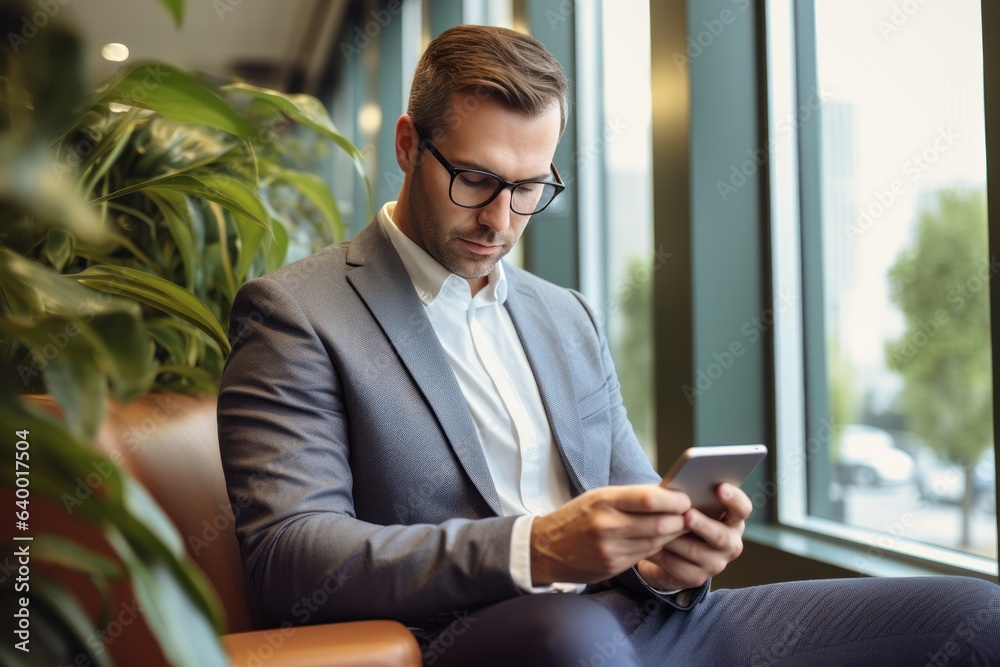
0, 1, 369, 664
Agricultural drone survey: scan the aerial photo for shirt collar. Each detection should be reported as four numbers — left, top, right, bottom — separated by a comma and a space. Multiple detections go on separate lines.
379, 201, 507, 307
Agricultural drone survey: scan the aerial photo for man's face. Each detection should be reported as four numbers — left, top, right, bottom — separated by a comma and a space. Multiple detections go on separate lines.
397, 95, 562, 285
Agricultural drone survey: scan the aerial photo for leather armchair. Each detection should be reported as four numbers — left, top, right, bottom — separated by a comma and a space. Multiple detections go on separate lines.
28, 393, 422, 667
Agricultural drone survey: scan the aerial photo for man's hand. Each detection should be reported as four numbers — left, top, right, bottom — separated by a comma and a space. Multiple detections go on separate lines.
530, 485, 692, 586
635, 483, 752, 591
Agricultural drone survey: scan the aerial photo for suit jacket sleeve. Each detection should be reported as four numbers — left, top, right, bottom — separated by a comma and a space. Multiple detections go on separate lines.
218, 276, 523, 627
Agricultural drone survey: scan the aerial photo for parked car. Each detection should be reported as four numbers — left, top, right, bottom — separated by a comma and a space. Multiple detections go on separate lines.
835, 424, 916, 486
980, 449, 997, 512
916, 448, 996, 512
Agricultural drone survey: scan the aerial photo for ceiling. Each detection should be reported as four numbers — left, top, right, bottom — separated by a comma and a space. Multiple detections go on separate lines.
60, 0, 346, 92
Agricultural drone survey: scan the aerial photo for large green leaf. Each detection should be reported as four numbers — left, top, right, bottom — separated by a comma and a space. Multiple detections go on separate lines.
146, 317, 190, 365
0, 315, 105, 439
42, 229, 74, 272
146, 190, 199, 290
232, 212, 266, 281
118, 171, 276, 285
105, 534, 228, 667
80, 106, 143, 193
0, 247, 139, 318
118, 476, 186, 557
269, 167, 343, 242
156, 364, 218, 394
0, 394, 126, 518
35, 535, 122, 580
43, 352, 109, 441
0, 251, 154, 437
71, 265, 230, 354
86, 311, 158, 396
0, 393, 226, 667
1, 310, 153, 389
0, 138, 105, 244
206, 202, 238, 299
156, 0, 185, 27
101, 63, 253, 139
265, 215, 290, 273
0, 641, 31, 667
92, 172, 270, 232
222, 82, 372, 213
34, 536, 121, 634
32, 576, 114, 667
132, 117, 237, 175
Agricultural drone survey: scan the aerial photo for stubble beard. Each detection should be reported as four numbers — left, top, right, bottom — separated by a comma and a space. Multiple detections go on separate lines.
407, 165, 513, 280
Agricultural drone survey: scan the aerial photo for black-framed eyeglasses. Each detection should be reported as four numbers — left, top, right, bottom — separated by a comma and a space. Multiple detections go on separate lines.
416, 131, 566, 216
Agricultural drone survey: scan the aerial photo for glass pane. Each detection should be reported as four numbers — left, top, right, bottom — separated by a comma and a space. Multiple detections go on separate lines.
810, 0, 995, 561
602, 0, 656, 465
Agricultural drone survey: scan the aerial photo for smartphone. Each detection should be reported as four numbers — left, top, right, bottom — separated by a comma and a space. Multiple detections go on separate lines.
660, 444, 768, 519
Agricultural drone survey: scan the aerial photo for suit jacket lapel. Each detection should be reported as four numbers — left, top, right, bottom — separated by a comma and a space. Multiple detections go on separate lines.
503, 269, 588, 496
345, 220, 504, 516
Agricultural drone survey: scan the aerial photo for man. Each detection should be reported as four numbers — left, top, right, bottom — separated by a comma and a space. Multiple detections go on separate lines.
218, 24, 999, 666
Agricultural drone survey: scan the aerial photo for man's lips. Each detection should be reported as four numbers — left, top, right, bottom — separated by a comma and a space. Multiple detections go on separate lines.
460, 238, 504, 255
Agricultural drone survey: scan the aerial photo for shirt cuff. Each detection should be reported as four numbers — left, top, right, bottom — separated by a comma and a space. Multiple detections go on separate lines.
632, 566, 691, 604
510, 515, 587, 594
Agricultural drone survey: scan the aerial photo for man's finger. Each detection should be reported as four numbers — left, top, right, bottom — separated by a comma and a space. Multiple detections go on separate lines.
601, 485, 693, 515
716, 484, 753, 524
621, 513, 689, 541
655, 537, 732, 580
640, 552, 711, 590
680, 509, 745, 557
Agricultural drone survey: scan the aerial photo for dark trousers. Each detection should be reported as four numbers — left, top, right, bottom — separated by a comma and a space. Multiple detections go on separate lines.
419, 576, 1000, 666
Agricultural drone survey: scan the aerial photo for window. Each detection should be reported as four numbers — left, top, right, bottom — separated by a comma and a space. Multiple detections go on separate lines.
771, 0, 997, 574
598, 0, 657, 465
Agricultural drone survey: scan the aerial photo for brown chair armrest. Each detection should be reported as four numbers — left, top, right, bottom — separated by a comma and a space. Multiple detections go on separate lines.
222, 620, 422, 667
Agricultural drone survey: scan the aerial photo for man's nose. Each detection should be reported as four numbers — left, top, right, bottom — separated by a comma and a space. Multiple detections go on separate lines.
476, 188, 515, 232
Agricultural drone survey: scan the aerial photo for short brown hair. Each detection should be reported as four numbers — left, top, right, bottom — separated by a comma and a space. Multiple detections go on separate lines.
407, 25, 569, 142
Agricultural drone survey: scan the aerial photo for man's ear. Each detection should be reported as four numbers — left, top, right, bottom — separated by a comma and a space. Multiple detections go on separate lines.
395, 115, 421, 174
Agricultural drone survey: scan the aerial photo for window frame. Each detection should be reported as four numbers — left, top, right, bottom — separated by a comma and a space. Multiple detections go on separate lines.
765, 0, 999, 579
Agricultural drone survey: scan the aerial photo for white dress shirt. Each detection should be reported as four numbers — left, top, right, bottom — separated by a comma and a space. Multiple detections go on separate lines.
379, 202, 585, 594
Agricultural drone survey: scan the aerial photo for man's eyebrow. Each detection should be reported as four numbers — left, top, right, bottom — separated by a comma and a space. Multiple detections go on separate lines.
452, 158, 553, 182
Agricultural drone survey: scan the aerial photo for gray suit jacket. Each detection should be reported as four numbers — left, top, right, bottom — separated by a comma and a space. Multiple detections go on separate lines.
217, 218, 708, 634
